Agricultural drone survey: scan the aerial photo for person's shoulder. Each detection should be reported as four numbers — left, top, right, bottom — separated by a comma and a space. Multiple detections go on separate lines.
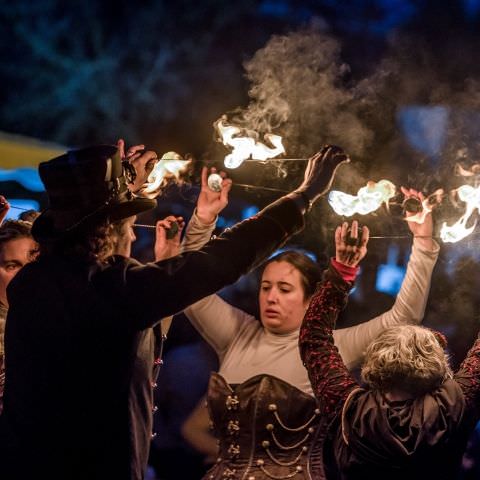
92, 255, 142, 272
434, 378, 465, 402
91, 255, 144, 280
6, 258, 54, 299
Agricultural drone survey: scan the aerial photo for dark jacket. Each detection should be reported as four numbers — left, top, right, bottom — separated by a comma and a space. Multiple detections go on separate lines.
299, 266, 480, 480
0, 197, 303, 480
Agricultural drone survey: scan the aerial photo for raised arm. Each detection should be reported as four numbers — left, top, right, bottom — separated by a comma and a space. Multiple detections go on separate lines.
185, 295, 255, 358
152, 167, 231, 338
114, 146, 349, 329
0, 196, 10, 226
300, 221, 367, 415
154, 166, 231, 260
154, 166, 246, 353
182, 167, 231, 252
182, 167, 253, 354
333, 188, 439, 369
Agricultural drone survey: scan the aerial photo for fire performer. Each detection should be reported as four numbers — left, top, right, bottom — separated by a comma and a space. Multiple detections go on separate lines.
299, 221, 480, 480
155, 181, 439, 479
0, 144, 346, 480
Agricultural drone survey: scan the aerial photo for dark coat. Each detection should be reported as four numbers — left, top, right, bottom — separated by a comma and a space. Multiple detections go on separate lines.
0, 197, 303, 480
299, 266, 480, 480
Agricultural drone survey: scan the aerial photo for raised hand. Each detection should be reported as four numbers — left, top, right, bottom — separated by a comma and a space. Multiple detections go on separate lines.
117, 138, 158, 193
401, 186, 435, 251
295, 145, 349, 205
0, 195, 10, 226
335, 220, 369, 267
154, 215, 185, 261
196, 166, 232, 224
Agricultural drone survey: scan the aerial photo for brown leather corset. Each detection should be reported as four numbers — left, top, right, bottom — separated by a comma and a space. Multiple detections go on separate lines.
203, 373, 322, 480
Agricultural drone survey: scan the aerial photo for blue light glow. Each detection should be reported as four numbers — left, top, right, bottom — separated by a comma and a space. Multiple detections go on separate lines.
241, 205, 260, 220
375, 245, 406, 296
0, 168, 45, 192
397, 106, 449, 159
216, 216, 236, 228
464, 0, 480, 18
5, 199, 40, 220
268, 247, 317, 262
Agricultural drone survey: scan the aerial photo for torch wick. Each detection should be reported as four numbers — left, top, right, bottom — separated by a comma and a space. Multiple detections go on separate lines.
133, 224, 157, 229
246, 158, 308, 162
369, 235, 438, 239
234, 183, 289, 193
8, 206, 30, 211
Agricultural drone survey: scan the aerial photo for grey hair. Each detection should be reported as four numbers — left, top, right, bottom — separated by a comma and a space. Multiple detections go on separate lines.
361, 325, 453, 396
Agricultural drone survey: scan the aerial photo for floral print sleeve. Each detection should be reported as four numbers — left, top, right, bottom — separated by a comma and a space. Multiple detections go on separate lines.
454, 336, 480, 415
299, 265, 358, 418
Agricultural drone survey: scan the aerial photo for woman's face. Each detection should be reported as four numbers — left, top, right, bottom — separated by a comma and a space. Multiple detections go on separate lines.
259, 260, 309, 334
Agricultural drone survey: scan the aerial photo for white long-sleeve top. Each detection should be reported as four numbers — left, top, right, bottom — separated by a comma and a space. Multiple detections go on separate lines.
182, 213, 440, 396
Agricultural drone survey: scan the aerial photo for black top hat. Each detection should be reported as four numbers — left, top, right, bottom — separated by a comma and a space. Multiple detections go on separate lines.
32, 145, 157, 241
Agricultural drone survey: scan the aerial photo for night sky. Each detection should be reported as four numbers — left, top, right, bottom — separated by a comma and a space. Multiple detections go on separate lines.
2, 0, 480, 152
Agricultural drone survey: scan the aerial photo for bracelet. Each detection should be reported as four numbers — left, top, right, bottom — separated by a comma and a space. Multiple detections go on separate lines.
293, 190, 313, 213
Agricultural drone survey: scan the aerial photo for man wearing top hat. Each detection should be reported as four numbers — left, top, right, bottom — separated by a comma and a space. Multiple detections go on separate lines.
0, 143, 347, 480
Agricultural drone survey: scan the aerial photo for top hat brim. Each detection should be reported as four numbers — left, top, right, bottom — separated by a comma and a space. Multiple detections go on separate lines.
32, 196, 156, 242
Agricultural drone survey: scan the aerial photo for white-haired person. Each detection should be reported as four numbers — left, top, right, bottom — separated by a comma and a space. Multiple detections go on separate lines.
155, 183, 440, 479
300, 221, 480, 480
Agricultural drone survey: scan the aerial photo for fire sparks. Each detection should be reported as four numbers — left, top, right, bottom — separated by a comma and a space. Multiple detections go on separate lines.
215, 117, 285, 169
440, 185, 480, 243
328, 180, 396, 216
139, 151, 190, 198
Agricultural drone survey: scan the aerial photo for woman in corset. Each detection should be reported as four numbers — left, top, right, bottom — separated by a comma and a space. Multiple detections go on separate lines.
159, 176, 439, 480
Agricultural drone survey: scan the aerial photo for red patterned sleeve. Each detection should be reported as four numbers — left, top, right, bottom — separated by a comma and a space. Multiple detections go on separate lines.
299, 265, 358, 417
454, 337, 480, 414
0, 354, 4, 415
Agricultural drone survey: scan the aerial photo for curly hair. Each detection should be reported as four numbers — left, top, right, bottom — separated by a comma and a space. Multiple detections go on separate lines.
0, 220, 34, 252
361, 325, 453, 396
39, 217, 130, 263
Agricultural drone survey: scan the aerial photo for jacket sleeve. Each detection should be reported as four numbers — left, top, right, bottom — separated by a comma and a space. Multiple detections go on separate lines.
454, 336, 480, 416
299, 266, 358, 417
333, 239, 439, 370
181, 211, 255, 357
181, 210, 217, 253
102, 196, 304, 329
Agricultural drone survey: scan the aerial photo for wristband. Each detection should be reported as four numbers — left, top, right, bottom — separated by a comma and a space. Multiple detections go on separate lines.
293, 190, 313, 213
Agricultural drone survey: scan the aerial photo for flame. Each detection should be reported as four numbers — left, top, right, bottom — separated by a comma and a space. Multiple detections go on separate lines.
215, 118, 285, 169
140, 151, 190, 198
404, 189, 444, 224
440, 184, 480, 243
328, 180, 396, 216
